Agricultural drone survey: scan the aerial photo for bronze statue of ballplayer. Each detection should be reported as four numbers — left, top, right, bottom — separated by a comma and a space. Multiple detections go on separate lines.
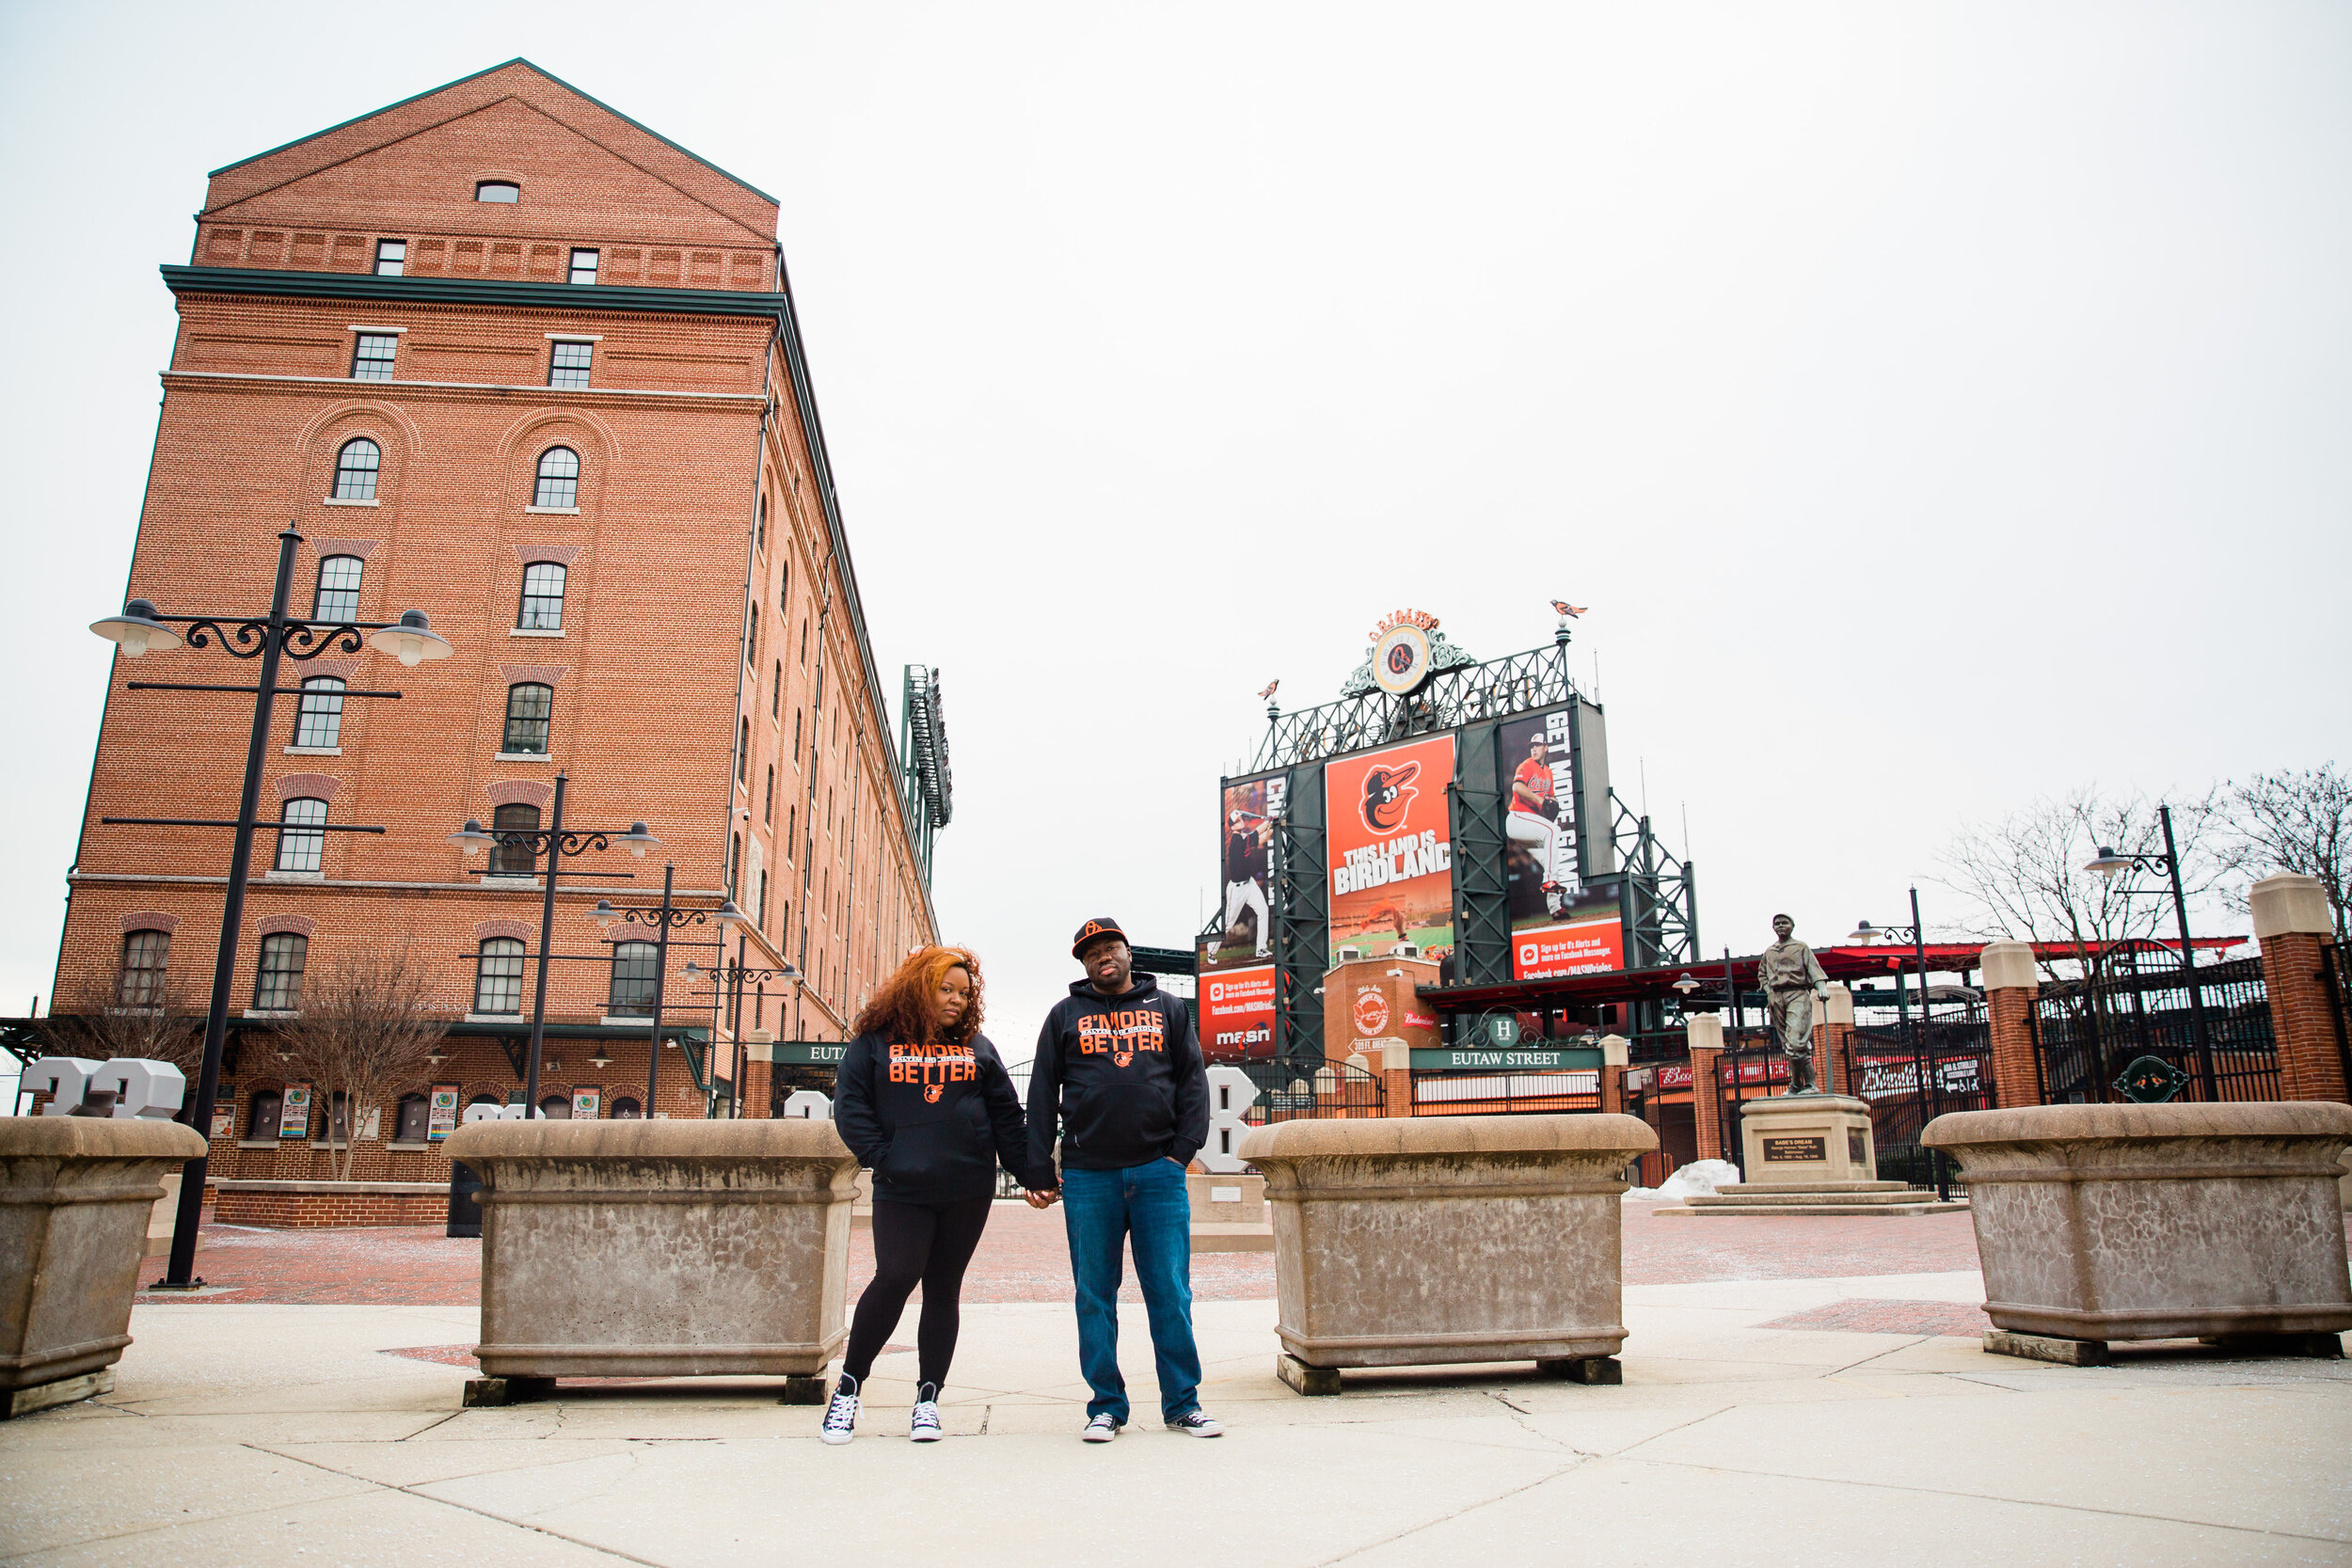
1757, 913, 1830, 1095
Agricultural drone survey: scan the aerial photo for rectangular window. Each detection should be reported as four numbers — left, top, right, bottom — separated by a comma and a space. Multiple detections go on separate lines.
759, 870, 770, 928
351, 333, 397, 380
374, 240, 406, 277
548, 341, 593, 389
502, 684, 553, 754
609, 942, 659, 1018
293, 678, 345, 749
569, 248, 599, 286
276, 798, 328, 873
313, 556, 363, 621
474, 940, 526, 1014
772, 662, 781, 718
518, 562, 566, 629
254, 933, 308, 1011
119, 930, 170, 1007
491, 803, 540, 876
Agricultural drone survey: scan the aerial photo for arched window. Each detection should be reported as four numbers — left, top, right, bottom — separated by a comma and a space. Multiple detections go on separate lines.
756, 494, 767, 555
333, 438, 380, 501
771, 661, 781, 719
475, 181, 520, 203
780, 558, 790, 606
748, 605, 759, 664
738, 717, 750, 784
253, 932, 307, 1011
119, 929, 171, 1006
313, 555, 363, 620
538, 1095, 573, 1119
293, 677, 345, 749
502, 683, 552, 754
393, 1093, 431, 1144
474, 938, 526, 1014
610, 1096, 643, 1119
248, 1087, 283, 1139
490, 803, 540, 876
532, 447, 580, 508
764, 765, 774, 823
518, 562, 565, 629
792, 708, 802, 761
276, 797, 328, 873
609, 941, 659, 1018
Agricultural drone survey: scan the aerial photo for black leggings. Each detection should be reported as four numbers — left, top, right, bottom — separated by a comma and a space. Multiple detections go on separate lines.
841, 1195, 993, 1389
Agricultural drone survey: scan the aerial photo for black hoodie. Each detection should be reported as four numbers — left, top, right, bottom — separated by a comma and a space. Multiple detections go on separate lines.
1027, 974, 1209, 1177
834, 1029, 1034, 1205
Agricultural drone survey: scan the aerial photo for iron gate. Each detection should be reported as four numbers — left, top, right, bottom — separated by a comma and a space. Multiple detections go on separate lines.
2030, 955, 2277, 1105
1712, 1032, 1786, 1179
1848, 1019, 1994, 1198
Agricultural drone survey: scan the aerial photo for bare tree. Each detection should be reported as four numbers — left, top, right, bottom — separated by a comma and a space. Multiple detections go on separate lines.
40, 958, 206, 1082
271, 941, 452, 1181
1936, 786, 2225, 988
2216, 765, 2350, 941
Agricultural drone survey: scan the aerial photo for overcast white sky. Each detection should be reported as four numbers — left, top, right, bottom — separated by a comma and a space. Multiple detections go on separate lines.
1, 2, 2345, 1072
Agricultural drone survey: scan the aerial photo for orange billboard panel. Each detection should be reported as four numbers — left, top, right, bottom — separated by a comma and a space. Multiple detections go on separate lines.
1323, 735, 1455, 968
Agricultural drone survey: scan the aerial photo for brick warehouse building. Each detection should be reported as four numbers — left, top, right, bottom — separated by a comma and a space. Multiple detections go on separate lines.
44, 60, 945, 1193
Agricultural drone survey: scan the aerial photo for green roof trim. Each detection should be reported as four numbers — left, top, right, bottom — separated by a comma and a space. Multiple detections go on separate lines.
162, 265, 790, 320
206, 56, 780, 208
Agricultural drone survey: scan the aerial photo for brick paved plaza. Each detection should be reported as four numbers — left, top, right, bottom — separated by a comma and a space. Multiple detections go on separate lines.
0, 1201, 2323, 1565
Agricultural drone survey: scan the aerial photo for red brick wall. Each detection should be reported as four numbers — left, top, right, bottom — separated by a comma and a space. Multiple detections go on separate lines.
215, 1188, 448, 1227
1987, 985, 2042, 1109
1690, 1047, 1723, 1161
53, 64, 936, 1077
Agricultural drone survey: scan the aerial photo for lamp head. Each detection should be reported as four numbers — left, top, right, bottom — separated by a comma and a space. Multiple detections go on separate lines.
1848, 920, 1880, 943
448, 819, 493, 857
591, 899, 620, 929
1671, 973, 1699, 996
713, 900, 747, 927
90, 598, 183, 657
366, 609, 453, 668
613, 822, 660, 859
2084, 846, 2134, 881
683, 961, 704, 982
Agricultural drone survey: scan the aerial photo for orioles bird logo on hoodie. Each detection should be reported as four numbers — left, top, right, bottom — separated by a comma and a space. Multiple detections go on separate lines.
924, 1084, 943, 1103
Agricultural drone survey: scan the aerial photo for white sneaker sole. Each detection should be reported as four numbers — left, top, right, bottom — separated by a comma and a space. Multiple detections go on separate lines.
820, 1429, 854, 1446
911, 1428, 943, 1443
1081, 1426, 1120, 1443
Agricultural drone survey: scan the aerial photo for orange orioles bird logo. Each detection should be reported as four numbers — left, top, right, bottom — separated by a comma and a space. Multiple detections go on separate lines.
1114, 1038, 1136, 1069
924, 1084, 943, 1103
1360, 760, 1422, 833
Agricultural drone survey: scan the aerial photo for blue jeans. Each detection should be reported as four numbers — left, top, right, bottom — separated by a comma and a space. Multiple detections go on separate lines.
1060, 1159, 1201, 1424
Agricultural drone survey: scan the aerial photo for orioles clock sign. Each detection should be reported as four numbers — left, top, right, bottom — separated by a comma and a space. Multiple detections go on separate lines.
1369, 610, 1441, 695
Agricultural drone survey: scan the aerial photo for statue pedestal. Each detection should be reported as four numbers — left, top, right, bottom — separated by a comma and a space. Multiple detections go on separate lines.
1739, 1093, 1876, 1186
1656, 1093, 1966, 1215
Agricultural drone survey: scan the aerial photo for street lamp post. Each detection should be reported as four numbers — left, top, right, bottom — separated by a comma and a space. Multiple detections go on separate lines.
450, 779, 659, 1114
684, 948, 801, 1117
2084, 803, 2217, 1101
592, 869, 744, 1118
1848, 887, 1943, 1123
89, 525, 454, 1289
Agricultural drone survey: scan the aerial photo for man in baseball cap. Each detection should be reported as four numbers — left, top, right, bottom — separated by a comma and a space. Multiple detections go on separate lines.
1026, 917, 1219, 1441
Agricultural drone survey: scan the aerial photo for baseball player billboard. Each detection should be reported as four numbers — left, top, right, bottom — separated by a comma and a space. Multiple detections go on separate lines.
1323, 734, 1455, 968
1202, 773, 1283, 970
1499, 708, 1622, 977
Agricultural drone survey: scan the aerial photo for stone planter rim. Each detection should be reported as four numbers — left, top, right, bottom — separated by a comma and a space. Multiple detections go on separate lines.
443, 1117, 850, 1164
0, 1118, 208, 1161
1238, 1112, 1656, 1162
1923, 1101, 2352, 1148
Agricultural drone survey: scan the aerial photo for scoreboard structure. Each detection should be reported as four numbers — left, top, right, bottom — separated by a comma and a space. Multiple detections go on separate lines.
1198, 611, 1698, 1072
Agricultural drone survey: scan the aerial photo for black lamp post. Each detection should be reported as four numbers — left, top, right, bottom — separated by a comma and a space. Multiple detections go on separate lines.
685, 942, 801, 1117
1849, 887, 1941, 1122
449, 775, 660, 1114
592, 867, 745, 1118
2084, 803, 2217, 1101
90, 526, 455, 1288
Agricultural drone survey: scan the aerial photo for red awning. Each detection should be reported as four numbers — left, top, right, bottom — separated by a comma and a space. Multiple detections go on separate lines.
1419, 935, 2247, 1014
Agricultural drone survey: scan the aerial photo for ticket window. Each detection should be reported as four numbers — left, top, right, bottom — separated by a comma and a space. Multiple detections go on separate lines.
538, 1095, 572, 1119
393, 1095, 431, 1144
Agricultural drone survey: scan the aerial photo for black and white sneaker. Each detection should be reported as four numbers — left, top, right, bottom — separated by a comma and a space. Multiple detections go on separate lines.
1081, 1413, 1121, 1443
911, 1382, 943, 1442
819, 1374, 860, 1446
1167, 1410, 1223, 1438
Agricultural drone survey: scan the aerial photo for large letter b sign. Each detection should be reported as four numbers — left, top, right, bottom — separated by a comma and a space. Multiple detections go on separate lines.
1199, 1066, 1260, 1174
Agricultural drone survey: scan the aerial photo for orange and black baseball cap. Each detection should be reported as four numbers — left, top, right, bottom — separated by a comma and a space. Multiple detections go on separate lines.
1072, 917, 1129, 959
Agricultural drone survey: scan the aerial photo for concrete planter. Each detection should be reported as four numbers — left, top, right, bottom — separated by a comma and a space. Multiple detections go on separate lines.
1239, 1114, 1657, 1392
1922, 1102, 2352, 1360
442, 1118, 860, 1402
1, 1117, 207, 1417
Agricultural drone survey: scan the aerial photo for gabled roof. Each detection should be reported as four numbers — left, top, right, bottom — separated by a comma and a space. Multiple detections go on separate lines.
201, 58, 777, 241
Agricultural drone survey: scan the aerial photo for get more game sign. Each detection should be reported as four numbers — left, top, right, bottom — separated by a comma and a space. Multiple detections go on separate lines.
1324, 735, 1455, 968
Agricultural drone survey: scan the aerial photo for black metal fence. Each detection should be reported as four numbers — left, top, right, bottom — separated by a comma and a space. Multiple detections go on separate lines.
2029, 956, 2278, 1105
1847, 1019, 1994, 1198
1711, 1031, 1786, 1183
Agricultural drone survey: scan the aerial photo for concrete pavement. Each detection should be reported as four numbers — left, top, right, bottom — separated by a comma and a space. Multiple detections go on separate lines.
6, 1263, 2349, 1566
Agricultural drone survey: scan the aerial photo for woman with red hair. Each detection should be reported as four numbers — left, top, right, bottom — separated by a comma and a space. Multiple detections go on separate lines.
821, 945, 1041, 1445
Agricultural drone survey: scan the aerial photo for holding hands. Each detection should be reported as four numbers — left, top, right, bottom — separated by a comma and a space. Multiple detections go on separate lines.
1024, 1186, 1061, 1210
